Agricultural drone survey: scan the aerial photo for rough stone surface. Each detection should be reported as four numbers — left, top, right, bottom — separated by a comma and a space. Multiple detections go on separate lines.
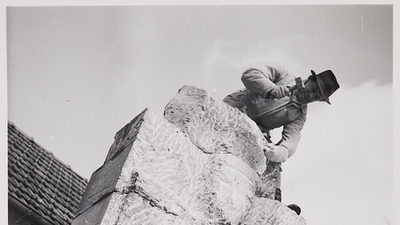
100, 192, 202, 225
115, 110, 261, 223
241, 198, 306, 225
255, 161, 282, 200
73, 86, 306, 225
164, 85, 267, 174
74, 109, 263, 224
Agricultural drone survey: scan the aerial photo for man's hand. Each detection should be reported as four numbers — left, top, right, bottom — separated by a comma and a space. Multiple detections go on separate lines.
269, 85, 290, 99
263, 146, 275, 159
263, 145, 289, 162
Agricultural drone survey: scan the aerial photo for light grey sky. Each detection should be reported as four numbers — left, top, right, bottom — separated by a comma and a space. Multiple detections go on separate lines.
7, 5, 393, 225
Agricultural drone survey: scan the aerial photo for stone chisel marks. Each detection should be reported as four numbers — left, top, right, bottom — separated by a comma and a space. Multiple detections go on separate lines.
100, 192, 203, 225
73, 86, 307, 225
164, 85, 267, 174
73, 109, 262, 225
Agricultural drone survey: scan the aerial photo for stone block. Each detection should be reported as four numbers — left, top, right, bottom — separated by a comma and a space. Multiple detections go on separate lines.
73, 86, 306, 225
164, 85, 267, 174
116, 109, 260, 223
74, 109, 262, 224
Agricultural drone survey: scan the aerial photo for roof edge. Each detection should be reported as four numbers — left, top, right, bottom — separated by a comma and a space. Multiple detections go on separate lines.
8, 195, 55, 225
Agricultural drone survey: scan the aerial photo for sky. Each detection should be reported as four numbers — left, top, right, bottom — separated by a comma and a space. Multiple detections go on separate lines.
5, 5, 394, 225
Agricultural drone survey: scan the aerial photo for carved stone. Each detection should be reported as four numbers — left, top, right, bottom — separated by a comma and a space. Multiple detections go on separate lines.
72, 86, 306, 225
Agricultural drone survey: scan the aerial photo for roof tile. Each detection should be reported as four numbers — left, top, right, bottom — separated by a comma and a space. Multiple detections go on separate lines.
8, 122, 88, 225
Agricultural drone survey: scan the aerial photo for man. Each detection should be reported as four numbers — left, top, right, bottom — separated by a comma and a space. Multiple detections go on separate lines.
223, 65, 339, 213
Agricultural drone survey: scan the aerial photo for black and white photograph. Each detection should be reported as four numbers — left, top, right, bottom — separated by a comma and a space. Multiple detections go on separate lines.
1, 2, 399, 225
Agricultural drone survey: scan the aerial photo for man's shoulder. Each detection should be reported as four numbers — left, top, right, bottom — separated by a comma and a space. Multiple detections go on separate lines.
247, 64, 287, 73
257, 64, 295, 81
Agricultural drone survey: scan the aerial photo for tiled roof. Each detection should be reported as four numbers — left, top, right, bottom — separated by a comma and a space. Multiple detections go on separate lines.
8, 122, 88, 225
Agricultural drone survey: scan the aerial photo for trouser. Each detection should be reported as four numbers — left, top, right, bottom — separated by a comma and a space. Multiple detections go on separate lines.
274, 166, 282, 202
275, 188, 282, 202
261, 130, 283, 202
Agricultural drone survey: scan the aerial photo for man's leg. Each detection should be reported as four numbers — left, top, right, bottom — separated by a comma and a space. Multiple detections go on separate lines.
274, 165, 282, 202
273, 165, 301, 215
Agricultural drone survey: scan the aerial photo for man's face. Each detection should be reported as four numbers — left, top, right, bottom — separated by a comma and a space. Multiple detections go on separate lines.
296, 78, 324, 104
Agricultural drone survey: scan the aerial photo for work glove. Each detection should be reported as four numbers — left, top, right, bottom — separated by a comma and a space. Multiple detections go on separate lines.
269, 86, 290, 99
263, 145, 289, 162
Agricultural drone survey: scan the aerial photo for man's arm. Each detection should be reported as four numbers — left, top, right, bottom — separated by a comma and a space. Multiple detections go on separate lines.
241, 66, 289, 98
267, 112, 306, 162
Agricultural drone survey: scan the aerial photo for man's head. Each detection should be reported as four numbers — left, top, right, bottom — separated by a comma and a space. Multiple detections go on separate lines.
296, 70, 340, 104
